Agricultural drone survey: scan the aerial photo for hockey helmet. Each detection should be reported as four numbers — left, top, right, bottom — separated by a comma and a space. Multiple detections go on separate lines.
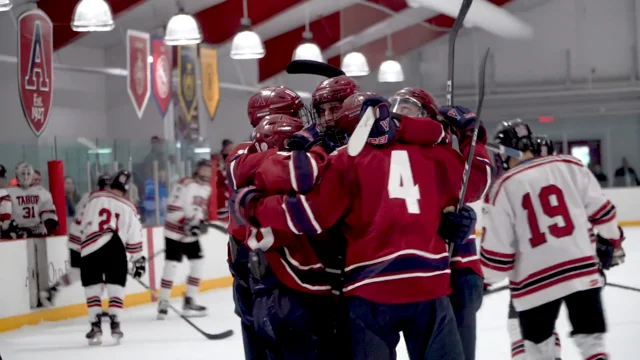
193, 159, 213, 183
15, 162, 34, 188
336, 92, 379, 136
247, 86, 307, 128
389, 87, 439, 119
97, 174, 110, 191
252, 115, 304, 152
494, 119, 535, 170
0, 164, 5, 178
312, 76, 359, 127
108, 170, 131, 194
533, 135, 555, 157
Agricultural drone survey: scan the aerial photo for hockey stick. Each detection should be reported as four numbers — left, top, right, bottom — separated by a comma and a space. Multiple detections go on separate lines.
485, 142, 524, 159
206, 222, 229, 234
608, 282, 640, 293
132, 277, 234, 340
446, 0, 474, 107
285, 60, 345, 78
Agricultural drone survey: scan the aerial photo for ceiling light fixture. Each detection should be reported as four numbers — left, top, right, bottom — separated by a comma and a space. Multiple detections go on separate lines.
230, 0, 265, 59
377, 35, 404, 82
341, 51, 370, 77
0, 0, 12, 12
71, 0, 115, 32
292, 6, 323, 62
164, 1, 202, 45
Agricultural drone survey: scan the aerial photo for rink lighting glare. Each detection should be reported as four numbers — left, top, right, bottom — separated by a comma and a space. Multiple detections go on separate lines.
0, 0, 12, 11
377, 59, 404, 83
293, 41, 324, 62
341, 52, 370, 77
71, 0, 115, 32
164, 13, 203, 45
230, 30, 265, 59
88, 148, 112, 154
193, 147, 211, 154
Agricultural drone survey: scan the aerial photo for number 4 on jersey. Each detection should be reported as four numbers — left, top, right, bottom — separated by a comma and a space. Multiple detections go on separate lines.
388, 150, 421, 214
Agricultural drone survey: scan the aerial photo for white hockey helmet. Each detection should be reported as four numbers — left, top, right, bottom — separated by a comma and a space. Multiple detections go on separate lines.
15, 162, 34, 188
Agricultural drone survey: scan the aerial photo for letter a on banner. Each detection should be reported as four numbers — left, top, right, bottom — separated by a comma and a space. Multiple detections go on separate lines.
178, 46, 198, 122
126, 30, 151, 119
199, 45, 220, 121
18, 9, 54, 137
151, 35, 172, 118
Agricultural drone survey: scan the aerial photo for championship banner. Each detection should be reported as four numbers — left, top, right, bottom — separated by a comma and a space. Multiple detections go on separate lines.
199, 45, 220, 121
151, 35, 172, 118
18, 9, 53, 137
177, 45, 198, 122
126, 30, 151, 119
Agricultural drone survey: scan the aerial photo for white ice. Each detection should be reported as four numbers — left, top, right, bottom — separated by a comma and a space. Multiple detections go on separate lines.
2, 228, 639, 360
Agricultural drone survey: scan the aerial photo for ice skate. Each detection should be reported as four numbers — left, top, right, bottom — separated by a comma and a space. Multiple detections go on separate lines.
182, 296, 207, 318
157, 299, 169, 320
39, 286, 58, 307
85, 319, 102, 346
108, 314, 123, 344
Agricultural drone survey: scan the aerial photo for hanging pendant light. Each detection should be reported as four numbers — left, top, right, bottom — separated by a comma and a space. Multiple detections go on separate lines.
230, 0, 265, 60
292, 6, 323, 62
377, 35, 404, 82
0, 0, 12, 12
341, 52, 370, 77
71, 0, 115, 32
164, 2, 202, 46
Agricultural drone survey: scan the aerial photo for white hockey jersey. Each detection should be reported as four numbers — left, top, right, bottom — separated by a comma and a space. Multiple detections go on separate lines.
0, 188, 12, 229
68, 192, 93, 252
480, 155, 620, 311
6, 185, 58, 233
164, 177, 211, 243
80, 191, 143, 257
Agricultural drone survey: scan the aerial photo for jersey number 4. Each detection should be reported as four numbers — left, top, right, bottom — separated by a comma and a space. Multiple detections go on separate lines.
98, 208, 121, 232
388, 150, 421, 214
522, 184, 575, 248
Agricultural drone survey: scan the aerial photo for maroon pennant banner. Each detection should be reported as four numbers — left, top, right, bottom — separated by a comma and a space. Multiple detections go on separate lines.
126, 30, 151, 119
151, 36, 172, 118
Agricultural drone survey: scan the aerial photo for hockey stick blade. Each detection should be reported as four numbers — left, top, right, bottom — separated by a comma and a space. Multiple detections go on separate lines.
286, 60, 345, 78
132, 277, 234, 340
347, 107, 376, 156
456, 47, 490, 210
446, 0, 474, 106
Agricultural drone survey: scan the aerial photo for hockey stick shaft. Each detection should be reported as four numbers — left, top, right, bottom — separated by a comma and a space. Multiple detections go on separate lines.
285, 60, 345, 78
485, 142, 524, 159
132, 277, 234, 340
446, 0, 474, 107
608, 282, 640, 293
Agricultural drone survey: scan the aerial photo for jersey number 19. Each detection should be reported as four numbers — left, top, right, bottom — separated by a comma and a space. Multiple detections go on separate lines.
522, 184, 575, 248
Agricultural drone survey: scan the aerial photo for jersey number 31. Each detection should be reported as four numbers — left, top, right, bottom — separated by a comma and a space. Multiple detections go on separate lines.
522, 184, 575, 248
388, 150, 421, 214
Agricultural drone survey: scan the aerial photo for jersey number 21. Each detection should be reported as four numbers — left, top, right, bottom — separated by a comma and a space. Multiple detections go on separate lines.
388, 150, 421, 214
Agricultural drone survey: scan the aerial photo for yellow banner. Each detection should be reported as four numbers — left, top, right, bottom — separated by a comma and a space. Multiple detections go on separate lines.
199, 45, 220, 121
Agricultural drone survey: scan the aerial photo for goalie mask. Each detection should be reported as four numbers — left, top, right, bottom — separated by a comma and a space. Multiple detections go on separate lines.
253, 114, 304, 152
15, 162, 34, 188
494, 119, 534, 171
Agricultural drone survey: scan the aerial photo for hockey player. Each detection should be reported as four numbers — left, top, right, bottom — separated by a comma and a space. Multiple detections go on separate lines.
232, 99, 491, 359
0, 164, 13, 238
157, 159, 212, 319
40, 175, 110, 307
6, 162, 58, 238
480, 120, 624, 360
80, 170, 145, 345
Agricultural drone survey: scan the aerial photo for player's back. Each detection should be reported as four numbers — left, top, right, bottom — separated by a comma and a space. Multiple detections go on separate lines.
490, 155, 602, 309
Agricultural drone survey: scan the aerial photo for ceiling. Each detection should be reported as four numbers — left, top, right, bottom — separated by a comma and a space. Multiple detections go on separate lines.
37, 0, 515, 82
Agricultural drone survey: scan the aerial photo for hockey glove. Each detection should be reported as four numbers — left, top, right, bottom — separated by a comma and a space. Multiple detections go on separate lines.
186, 220, 208, 237
131, 255, 147, 279
230, 186, 262, 227
287, 124, 323, 151
360, 96, 397, 146
437, 105, 487, 143
2, 220, 28, 239
438, 205, 477, 246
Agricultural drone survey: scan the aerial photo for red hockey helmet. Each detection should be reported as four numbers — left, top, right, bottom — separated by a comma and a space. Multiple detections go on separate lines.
312, 75, 359, 108
252, 115, 304, 152
336, 92, 378, 136
247, 86, 305, 127
389, 87, 439, 119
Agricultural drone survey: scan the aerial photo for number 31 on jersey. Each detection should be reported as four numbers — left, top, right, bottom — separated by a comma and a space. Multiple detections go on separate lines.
387, 150, 421, 214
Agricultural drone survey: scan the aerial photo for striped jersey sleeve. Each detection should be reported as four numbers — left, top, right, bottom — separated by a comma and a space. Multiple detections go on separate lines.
480, 190, 516, 284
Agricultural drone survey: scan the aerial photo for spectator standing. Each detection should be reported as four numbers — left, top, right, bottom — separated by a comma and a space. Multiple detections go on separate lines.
64, 176, 80, 217
142, 136, 169, 179
590, 163, 609, 188
614, 157, 640, 187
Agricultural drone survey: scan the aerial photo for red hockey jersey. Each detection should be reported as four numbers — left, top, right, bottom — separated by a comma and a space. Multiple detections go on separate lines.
226, 142, 253, 242
252, 135, 491, 304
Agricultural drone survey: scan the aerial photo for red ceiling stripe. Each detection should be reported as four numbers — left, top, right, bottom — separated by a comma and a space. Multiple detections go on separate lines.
38, 0, 146, 50
196, 0, 302, 45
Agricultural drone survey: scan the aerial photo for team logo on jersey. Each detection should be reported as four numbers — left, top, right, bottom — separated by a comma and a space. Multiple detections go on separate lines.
18, 9, 53, 137
447, 108, 460, 119
178, 45, 198, 122
126, 30, 151, 119
199, 45, 220, 121
151, 36, 172, 118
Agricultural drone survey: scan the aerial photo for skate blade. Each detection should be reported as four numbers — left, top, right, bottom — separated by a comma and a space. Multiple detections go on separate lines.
112, 334, 123, 345
181, 310, 207, 318
156, 313, 167, 320
87, 335, 102, 346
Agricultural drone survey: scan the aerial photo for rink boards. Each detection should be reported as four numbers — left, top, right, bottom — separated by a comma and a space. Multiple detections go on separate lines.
0, 187, 638, 333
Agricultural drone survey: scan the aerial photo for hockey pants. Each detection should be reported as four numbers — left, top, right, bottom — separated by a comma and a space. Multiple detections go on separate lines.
449, 268, 484, 360
249, 250, 335, 360
346, 295, 465, 360
229, 236, 269, 360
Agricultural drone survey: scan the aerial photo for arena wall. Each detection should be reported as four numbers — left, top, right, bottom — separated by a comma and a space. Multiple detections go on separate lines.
0, 187, 638, 333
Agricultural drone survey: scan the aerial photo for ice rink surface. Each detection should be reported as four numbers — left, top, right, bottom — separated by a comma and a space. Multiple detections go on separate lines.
1, 228, 639, 360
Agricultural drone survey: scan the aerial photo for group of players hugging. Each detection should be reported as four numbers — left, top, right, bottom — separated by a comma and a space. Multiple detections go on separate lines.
223, 75, 626, 360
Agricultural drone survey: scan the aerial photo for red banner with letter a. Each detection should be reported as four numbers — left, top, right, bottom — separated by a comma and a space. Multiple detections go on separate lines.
18, 9, 53, 137
151, 36, 172, 118
126, 30, 151, 119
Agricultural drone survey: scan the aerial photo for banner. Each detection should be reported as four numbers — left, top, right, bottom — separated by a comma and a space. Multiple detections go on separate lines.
199, 45, 220, 121
177, 45, 198, 123
151, 36, 172, 118
126, 29, 150, 119
18, 9, 53, 137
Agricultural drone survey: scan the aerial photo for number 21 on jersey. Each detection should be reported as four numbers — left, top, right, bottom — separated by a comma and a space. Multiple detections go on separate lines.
388, 150, 421, 214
